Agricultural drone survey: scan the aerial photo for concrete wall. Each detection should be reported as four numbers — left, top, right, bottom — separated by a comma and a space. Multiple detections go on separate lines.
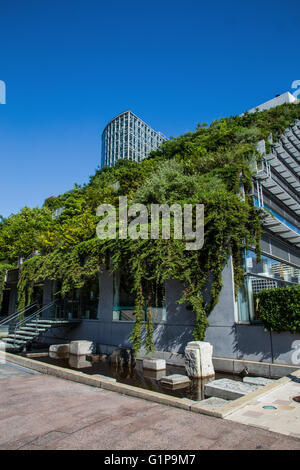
40, 260, 300, 366
8, 285, 18, 315
234, 325, 300, 365
41, 259, 237, 355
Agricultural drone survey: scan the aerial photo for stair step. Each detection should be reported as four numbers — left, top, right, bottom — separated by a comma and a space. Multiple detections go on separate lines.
28, 325, 50, 329
1, 343, 18, 351
31, 320, 70, 325
23, 326, 47, 332
16, 329, 38, 336
9, 334, 35, 341
2, 338, 27, 345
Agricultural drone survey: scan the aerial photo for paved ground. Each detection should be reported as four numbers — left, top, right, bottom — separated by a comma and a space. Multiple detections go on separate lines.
226, 375, 300, 438
1, 362, 300, 450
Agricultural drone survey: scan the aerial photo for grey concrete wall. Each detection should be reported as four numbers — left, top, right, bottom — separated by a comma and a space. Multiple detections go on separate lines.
42, 280, 53, 306
8, 285, 18, 315
42, 259, 237, 355
234, 324, 300, 365
39, 262, 300, 366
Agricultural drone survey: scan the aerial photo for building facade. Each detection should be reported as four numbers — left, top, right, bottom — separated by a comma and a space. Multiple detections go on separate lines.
1, 95, 300, 367
237, 124, 300, 324
101, 110, 167, 167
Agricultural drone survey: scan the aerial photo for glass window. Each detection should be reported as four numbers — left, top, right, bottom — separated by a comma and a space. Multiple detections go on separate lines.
245, 250, 300, 283
113, 271, 166, 322
237, 250, 300, 323
54, 279, 99, 320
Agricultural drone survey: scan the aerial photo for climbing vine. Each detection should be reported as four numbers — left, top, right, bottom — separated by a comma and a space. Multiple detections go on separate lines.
0, 102, 300, 353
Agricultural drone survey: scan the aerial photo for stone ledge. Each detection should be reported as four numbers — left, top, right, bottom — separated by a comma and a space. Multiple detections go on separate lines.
213, 357, 300, 378
204, 379, 260, 400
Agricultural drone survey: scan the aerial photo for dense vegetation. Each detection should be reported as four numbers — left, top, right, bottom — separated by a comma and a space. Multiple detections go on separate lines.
258, 285, 300, 333
1, 102, 300, 354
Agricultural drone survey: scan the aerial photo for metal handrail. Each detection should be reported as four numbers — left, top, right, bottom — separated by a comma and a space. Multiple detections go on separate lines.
14, 302, 55, 330
10, 302, 56, 347
0, 303, 38, 326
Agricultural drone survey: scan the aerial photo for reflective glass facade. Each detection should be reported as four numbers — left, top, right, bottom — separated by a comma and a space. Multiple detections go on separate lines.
101, 110, 167, 167
237, 119, 300, 323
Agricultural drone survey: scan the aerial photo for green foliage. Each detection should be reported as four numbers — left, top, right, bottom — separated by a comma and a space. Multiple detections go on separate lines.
0, 207, 54, 262
1, 102, 300, 353
17, 238, 106, 310
258, 285, 300, 334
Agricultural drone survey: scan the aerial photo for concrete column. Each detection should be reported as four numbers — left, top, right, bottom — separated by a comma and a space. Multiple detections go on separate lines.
185, 341, 215, 378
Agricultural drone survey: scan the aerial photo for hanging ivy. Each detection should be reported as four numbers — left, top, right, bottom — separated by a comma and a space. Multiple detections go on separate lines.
0, 102, 299, 354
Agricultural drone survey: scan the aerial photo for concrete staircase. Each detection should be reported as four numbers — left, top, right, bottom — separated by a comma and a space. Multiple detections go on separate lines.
1, 318, 71, 352
0, 302, 77, 352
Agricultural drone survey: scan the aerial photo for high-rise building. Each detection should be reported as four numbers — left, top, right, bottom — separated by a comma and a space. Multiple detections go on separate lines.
101, 110, 167, 167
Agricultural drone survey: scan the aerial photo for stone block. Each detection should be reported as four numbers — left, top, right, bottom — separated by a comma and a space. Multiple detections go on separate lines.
160, 374, 190, 387
204, 378, 261, 400
68, 354, 92, 369
243, 376, 275, 386
142, 369, 166, 380
49, 344, 69, 357
185, 341, 214, 378
69, 340, 95, 356
143, 358, 166, 371
49, 351, 68, 360
185, 348, 201, 377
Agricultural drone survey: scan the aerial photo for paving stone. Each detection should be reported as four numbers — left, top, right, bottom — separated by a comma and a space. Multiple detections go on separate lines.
197, 397, 230, 407
160, 374, 190, 386
204, 378, 261, 400
243, 376, 275, 386
1, 362, 300, 449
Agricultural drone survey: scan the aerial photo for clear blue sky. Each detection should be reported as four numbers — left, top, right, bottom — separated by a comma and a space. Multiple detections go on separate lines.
0, 0, 299, 218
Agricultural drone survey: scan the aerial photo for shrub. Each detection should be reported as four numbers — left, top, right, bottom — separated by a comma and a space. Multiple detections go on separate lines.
258, 285, 300, 333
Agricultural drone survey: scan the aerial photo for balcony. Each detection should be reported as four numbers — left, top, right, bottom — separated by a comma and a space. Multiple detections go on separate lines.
254, 164, 300, 216
261, 208, 300, 248
264, 153, 300, 194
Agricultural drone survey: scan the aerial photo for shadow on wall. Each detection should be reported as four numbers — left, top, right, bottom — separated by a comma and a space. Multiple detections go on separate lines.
233, 324, 300, 365
151, 323, 194, 354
